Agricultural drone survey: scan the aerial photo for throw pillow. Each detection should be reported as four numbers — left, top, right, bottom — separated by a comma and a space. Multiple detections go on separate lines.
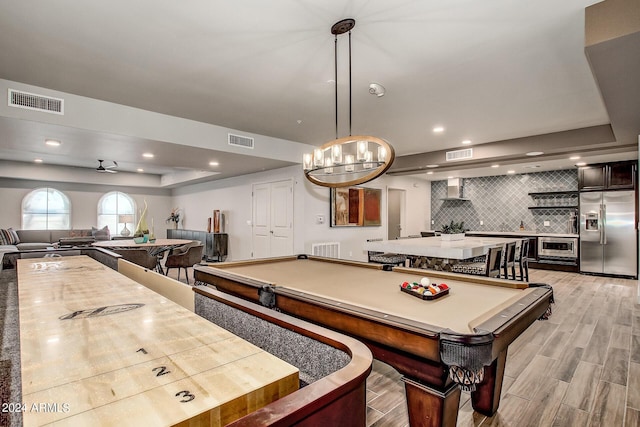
91, 225, 110, 241
8, 228, 20, 244
0, 228, 19, 245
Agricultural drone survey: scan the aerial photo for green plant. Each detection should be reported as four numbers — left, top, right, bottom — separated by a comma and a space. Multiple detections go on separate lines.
441, 220, 465, 234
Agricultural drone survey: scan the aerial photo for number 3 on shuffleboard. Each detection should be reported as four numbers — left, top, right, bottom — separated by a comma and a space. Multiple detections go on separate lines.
175, 390, 195, 403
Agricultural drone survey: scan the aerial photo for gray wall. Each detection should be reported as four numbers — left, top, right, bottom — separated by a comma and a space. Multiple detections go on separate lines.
431, 169, 578, 234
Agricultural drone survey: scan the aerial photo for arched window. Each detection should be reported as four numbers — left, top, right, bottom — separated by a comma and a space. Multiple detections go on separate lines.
97, 192, 136, 237
22, 188, 71, 230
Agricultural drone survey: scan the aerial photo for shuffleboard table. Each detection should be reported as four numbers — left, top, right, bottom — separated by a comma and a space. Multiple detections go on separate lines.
193, 255, 554, 427
17, 255, 299, 426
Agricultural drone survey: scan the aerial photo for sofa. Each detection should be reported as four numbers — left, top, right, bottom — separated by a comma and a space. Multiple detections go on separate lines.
0, 227, 110, 269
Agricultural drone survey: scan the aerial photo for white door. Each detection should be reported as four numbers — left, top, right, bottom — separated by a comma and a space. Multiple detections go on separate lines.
252, 179, 294, 258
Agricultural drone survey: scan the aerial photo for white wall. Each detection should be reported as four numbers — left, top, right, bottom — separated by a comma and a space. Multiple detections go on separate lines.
173, 166, 431, 262
1, 167, 431, 261
0, 178, 172, 235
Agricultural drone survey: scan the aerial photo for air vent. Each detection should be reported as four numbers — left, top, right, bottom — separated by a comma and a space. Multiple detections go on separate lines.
8, 89, 64, 115
445, 148, 473, 162
228, 133, 254, 149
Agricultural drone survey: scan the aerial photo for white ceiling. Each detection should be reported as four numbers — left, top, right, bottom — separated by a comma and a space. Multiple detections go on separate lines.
0, 0, 636, 185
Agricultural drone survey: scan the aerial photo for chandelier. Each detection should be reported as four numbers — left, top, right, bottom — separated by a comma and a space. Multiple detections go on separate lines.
303, 19, 395, 188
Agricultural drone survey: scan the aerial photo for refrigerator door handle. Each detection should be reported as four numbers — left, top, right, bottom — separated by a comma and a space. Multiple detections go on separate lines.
600, 205, 607, 245
599, 205, 604, 245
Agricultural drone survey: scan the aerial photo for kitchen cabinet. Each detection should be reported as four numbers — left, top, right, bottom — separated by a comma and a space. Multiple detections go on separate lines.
578, 161, 636, 191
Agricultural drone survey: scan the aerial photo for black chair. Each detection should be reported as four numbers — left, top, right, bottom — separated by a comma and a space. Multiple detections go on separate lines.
164, 244, 204, 284
366, 238, 407, 266
516, 239, 530, 282
501, 241, 517, 280
451, 245, 503, 277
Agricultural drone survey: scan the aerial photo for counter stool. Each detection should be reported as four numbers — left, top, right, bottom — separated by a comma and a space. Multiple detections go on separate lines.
450, 245, 503, 277
501, 241, 517, 279
516, 239, 530, 282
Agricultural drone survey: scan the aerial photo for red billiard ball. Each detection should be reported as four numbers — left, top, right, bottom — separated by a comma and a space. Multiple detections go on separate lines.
439, 284, 449, 291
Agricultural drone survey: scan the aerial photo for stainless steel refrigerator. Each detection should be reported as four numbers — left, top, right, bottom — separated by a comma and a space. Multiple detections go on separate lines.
580, 190, 637, 277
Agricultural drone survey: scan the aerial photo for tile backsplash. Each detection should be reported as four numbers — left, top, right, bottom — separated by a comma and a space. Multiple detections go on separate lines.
431, 169, 578, 234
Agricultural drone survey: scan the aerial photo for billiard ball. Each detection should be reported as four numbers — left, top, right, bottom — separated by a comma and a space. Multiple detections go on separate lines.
420, 277, 431, 286
439, 284, 449, 291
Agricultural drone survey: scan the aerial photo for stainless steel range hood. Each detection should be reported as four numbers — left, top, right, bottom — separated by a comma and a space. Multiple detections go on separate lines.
442, 178, 469, 201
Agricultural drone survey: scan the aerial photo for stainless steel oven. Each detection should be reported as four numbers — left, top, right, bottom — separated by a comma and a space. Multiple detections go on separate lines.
538, 237, 578, 262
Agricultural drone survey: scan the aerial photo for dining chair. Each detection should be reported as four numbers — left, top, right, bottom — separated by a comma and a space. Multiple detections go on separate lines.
164, 244, 204, 284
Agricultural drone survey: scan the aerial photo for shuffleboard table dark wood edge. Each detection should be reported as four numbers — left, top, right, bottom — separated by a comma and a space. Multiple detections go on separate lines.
193, 286, 373, 427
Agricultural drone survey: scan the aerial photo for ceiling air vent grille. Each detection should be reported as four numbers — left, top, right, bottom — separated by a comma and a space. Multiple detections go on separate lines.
445, 148, 473, 162
8, 89, 64, 115
228, 133, 254, 149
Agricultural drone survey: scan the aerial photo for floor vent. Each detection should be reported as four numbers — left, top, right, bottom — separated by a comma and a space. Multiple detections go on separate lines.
8, 89, 64, 115
311, 242, 340, 259
228, 133, 254, 149
445, 148, 473, 162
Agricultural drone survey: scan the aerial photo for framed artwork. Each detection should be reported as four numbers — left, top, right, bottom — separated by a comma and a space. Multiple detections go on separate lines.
330, 186, 382, 227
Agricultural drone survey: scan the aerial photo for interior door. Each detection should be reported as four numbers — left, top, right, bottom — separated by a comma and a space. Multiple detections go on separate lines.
387, 189, 405, 240
252, 183, 271, 259
252, 179, 294, 258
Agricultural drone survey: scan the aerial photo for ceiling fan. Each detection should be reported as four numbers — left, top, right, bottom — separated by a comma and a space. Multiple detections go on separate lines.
96, 159, 118, 173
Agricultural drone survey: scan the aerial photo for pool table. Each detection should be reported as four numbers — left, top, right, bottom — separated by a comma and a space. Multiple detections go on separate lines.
193, 255, 554, 427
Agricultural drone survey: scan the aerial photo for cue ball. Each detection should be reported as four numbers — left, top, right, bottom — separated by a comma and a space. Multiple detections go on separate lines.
420, 277, 431, 286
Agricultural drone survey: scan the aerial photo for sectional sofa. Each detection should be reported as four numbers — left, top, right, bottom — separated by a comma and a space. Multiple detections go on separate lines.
0, 227, 109, 269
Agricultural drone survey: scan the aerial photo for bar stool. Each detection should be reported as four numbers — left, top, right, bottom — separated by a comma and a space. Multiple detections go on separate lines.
516, 239, 530, 282
502, 241, 517, 280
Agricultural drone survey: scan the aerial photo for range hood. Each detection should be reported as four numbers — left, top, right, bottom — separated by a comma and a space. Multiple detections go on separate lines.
442, 178, 469, 201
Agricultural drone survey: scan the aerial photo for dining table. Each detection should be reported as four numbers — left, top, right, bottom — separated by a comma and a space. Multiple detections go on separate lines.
92, 238, 194, 273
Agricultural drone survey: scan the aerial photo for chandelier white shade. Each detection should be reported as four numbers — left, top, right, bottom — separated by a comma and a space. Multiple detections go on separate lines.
303, 135, 395, 187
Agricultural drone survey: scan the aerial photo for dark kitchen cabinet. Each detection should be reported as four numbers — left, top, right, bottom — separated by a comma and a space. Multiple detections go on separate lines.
578, 161, 636, 191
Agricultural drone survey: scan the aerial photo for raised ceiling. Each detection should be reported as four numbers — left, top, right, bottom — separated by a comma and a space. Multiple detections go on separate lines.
0, 0, 637, 185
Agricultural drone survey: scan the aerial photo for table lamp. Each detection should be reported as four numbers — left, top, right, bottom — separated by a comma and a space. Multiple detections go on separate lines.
119, 214, 134, 237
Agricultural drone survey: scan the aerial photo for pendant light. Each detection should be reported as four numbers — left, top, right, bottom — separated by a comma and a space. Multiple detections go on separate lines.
303, 19, 395, 188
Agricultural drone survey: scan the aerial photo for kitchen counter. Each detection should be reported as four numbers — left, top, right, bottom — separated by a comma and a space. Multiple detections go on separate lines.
465, 231, 579, 238
423, 230, 578, 238
365, 236, 521, 259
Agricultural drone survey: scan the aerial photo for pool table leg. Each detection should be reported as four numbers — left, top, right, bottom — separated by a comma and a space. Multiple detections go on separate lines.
470, 348, 507, 416
402, 377, 461, 427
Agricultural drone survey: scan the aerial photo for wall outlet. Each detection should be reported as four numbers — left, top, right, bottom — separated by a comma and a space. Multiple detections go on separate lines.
431, 220, 434, 225
480, 220, 484, 226
544, 220, 550, 227
316, 215, 325, 225
349, 251, 353, 257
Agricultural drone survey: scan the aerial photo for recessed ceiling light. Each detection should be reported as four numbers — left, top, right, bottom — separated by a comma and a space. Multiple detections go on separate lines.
34, 158, 43, 163
426, 171, 434, 175
507, 170, 516, 174
137, 168, 144, 172
569, 156, 580, 160
209, 161, 219, 166
45, 139, 61, 147
491, 164, 500, 168
461, 140, 472, 145
426, 164, 439, 168
432, 126, 444, 133
142, 153, 154, 158
526, 151, 544, 156
575, 162, 587, 167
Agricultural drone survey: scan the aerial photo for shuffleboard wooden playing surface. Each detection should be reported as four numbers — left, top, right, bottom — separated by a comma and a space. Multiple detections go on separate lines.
17, 256, 298, 426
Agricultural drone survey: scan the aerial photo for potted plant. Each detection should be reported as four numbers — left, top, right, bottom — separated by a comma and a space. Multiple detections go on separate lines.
441, 221, 466, 241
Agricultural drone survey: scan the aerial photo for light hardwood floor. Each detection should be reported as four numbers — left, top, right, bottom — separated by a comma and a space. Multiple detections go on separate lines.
167, 265, 639, 427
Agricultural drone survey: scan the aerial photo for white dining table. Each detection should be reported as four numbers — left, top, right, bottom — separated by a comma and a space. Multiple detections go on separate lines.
364, 236, 521, 260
